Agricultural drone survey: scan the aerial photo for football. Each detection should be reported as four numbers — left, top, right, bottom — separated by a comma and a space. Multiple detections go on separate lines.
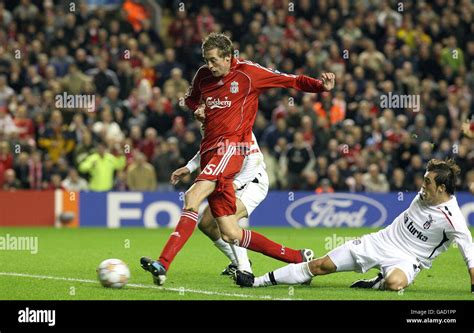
97, 259, 130, 288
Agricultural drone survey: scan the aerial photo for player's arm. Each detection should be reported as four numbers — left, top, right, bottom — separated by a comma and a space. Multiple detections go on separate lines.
184, 66, 206, 111
233, 151, 263, 190
244, 60, 335, 93
448, 221, 474, 292
170, 152, 200, 185
185, 152, 201, 173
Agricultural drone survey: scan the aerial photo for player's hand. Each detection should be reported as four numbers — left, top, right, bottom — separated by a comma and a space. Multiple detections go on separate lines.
170, 166, 191, 185
321, 72, 335, 91
194, 104, 206, 123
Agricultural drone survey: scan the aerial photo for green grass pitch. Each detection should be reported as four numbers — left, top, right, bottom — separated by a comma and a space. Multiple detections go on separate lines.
1, 227, 473, 300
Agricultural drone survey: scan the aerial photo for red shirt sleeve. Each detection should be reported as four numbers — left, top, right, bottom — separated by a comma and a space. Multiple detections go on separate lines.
184, 65, 208, 111
242, 60, 326, 93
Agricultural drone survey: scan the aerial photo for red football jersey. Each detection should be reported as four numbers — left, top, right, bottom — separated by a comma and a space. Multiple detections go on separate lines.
185, 57, 326, 154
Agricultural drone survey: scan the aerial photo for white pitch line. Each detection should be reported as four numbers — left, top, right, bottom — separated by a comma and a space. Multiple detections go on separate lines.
0, 272, 299, 300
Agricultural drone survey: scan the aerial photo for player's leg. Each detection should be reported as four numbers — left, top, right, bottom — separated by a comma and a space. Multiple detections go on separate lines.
198, 199, 252, 273
353, 261, 419, 291
236, 241, 359, 287
157, 180, 216, 268
140, 179, 216, 285
217, 212, 311, 264
198, 205, 222, 241
216, 176, 312, 264
225, 176, 269, 273
141, 147, 243, 285
236, 255, 337, 287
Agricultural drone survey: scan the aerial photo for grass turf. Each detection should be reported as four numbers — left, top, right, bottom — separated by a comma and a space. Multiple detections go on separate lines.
0, 227, 473, 300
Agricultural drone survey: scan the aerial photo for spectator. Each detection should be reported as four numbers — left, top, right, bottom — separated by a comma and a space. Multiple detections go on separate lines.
163, 68, 189, 99
37, 110, 75, 163
62, 168, 88, 192
92, 106, 124, 144
327, 163, 348, 191
78, 142, 126, 191
45, 173, 65, 191
315, 178, 334, 194
261, 118, 291, 152
347, 171, 366, 193
50, 45, 74, 77
2, 168, 21, 191
113, 170, 128, 191
127, 151, 157, 191
152, 140, 182, 191
280, 131, 315, 190
390, 168, 407, 192
155, 48, 184, 86
0, 140, 13, 173
13, 152, 30, 189
0, 107, 18, 137
441, 36, 465, 75
13, 104, 34, 141
363, 163, 390, 193
61, 63, 92, 95
86, 58, 120, 96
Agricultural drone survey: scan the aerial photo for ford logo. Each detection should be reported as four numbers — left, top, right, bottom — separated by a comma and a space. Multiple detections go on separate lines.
285, 193, 388, 228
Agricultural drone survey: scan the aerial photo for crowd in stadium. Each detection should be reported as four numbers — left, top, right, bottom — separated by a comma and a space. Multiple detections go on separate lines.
0, 0, 472, 193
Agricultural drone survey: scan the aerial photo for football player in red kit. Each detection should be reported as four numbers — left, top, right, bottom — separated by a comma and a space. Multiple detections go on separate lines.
141, 33, 335, 285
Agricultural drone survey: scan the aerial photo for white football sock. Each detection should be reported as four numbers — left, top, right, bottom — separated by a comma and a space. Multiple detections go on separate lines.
254, 263, 313, 287
231, 244, 252, 273
214, 238, 238, 266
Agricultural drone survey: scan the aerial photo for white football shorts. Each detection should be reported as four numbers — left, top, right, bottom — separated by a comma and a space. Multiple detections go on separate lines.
327, 232, 421, 285
236, 169, 269, 217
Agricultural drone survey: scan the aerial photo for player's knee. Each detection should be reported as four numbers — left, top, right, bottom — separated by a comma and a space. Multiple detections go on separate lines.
308, 259, 323, 275
308, 257, 335, 275
220, 229, 240, 244
183, 190, 199, 211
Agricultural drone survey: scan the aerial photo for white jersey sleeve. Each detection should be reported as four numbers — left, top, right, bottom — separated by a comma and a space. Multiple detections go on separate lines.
443, 206, 474, 269
185, 152, 201, 173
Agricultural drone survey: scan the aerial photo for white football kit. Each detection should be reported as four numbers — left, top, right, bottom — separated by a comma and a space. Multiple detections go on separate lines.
185, 132, 269, 216
328, 193, 474, 285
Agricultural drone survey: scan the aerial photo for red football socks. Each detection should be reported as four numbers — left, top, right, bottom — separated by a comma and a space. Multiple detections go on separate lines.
239, 229, 303, 263
158, 210, 198, 270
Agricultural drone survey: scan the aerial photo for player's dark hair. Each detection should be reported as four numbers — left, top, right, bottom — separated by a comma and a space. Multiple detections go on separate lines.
202, 33, 233, 59
426, 159, 460, 195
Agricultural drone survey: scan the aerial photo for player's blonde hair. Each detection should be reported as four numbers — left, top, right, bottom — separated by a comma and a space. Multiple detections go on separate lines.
202, 33, 233, 59
426, 158, 460, 195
